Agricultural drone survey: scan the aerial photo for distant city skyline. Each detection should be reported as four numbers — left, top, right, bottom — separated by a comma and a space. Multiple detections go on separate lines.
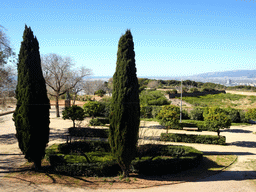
1, 0, 256, 77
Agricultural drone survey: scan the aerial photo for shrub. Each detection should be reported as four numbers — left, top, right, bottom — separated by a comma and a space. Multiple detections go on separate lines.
140, 90, 170, 106
239, 110, 248, 123
132, 144, 203, 175
169, 89, 178, 94
224, 107, 241, 123
245, 108, 256, 121
151, 106, 163, 118
160, 133, 226, 145
89, 118, 109, 126
94, 89, 106, 97
189, 107, 204, 120
83, 101, 105, 118
182, 109, 189, 120
189, 88, 199, 93
140, 105, 153, 118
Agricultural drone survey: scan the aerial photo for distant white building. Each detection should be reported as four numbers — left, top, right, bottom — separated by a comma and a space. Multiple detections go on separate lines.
227, 79, 231, 85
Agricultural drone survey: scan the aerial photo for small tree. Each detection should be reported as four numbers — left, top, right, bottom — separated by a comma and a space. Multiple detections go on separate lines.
204, 107, 231, 136
13, 25, 50, 170
83, 101, 104, 118
157, 105, 180, 133
109, 29, 140, 177
62, 105, 85, 128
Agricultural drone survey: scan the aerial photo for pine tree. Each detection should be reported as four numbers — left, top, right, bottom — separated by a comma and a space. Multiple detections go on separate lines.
109, 29, 140, 177
13, 25, 50, 170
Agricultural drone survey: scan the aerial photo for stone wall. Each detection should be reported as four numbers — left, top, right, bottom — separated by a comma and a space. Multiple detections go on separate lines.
168, 90, 226, 99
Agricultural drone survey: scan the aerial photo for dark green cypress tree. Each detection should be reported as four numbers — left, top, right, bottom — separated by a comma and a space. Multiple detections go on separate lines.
109, 29, 140, 177
13, 25, 50, 170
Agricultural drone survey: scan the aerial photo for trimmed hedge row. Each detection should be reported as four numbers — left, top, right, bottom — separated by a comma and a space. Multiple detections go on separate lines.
160, 133, 226, 145
46, 142, 203, 176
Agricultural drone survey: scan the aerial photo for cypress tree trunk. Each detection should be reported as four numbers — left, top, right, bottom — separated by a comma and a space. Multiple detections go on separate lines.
13, 25, 50, 171
109, 29, 140, 177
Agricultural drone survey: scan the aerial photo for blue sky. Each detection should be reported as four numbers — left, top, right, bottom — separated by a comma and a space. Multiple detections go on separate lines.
1, 0, 256, 78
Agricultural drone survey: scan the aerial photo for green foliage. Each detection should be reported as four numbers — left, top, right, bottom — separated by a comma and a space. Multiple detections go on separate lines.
182, 93, 246, 108
223, 107, 241, 123
203, 107, 231, 136
89, 118, 109, 126
189, 88, 199, 93
140, 90, 170, 106
94, 89, 106, 97
182, 109, 189, 119
109, 29, 140, 177
62, 105, 85, 128
189, 107, 204, 120
245, 108, 256, 121
132, 144, 203, 175
160, 133, 226, 145
13, 25, 50, 170
157, 105, 181, 132
83, 101, 105, 118
170, 89, 178, 94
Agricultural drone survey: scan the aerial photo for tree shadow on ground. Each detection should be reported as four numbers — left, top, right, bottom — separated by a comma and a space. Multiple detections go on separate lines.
49, 128, 68, 142
222, 129, 252, 133
0, 153, 25, 174
140, 125, 165, 129
230, 141, 256, 148
0, 134, 17, 145
134, 154, 256, 183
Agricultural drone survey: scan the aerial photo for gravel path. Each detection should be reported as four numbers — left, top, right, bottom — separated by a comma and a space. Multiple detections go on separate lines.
1, 107, 256, 191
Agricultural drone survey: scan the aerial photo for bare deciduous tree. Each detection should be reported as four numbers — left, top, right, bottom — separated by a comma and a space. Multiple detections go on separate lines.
82, 79, 105, 95
41, 53, 92, 117
0, 26, 17, 109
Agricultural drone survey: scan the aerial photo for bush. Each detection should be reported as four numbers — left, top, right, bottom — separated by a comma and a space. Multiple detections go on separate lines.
189, 88, 199, 93
83, 101, 105, 118
89, 118, 109, 126
223, 107, 241, 123
132, 144, 203, 175
160, 133, 226, 145
245, 108, 256, 121
189, 107, 204, 120
94, 89, 106, 97
182, 109, 189, 120
140, 105, 153, 118
151, 106, 163, 118
140, 90, 170, 106
169, 89, 178, 94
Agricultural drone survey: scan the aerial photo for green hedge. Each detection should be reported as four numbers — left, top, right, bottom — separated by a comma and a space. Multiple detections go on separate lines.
160, 133, 226, 145
132, 144, 203, 175
46, 142, 203, 176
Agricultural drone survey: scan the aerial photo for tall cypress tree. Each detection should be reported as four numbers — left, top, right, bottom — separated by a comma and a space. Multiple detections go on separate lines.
109, 29, 140, 177
13, 25, 50, 170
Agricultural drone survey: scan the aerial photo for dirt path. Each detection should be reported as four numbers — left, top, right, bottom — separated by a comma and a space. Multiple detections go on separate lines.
1, 108, 256, 191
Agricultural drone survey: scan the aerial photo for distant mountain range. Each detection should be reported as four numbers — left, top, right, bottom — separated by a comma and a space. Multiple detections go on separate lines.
184, 70, 256, 79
